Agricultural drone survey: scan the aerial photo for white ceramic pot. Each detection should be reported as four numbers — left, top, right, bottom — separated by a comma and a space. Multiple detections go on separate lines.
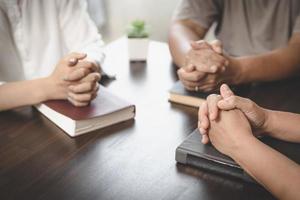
127, 38, 149, 61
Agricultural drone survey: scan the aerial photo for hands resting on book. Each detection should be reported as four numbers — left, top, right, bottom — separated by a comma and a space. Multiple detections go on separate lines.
177, 40, 240, 92
198, 84, 268, 145
197, 84, 300, 200
0, 52, 100, 111
49, 52, 100, 107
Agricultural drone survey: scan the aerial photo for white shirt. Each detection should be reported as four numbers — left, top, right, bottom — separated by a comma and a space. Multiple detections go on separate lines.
0, 0, 105, 82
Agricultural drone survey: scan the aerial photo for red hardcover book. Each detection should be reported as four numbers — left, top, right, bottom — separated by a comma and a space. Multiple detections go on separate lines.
35, 86, 135, 137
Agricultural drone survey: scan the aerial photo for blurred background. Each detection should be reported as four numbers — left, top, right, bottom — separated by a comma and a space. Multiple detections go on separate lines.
87, 0, 215, 43
88, 0, 181, 42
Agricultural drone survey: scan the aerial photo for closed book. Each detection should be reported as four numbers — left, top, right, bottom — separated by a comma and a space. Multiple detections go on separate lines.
169, 81, 208, 107
176, 129, 300, 183
35, 86, 135, 137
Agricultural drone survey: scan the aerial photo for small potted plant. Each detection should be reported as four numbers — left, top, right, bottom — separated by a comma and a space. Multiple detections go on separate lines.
127, 20, 149, 61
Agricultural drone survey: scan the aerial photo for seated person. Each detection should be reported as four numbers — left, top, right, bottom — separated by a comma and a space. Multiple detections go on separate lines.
0, 0, 105, 111
198, 84, 300, 199
169, 0, 300, 92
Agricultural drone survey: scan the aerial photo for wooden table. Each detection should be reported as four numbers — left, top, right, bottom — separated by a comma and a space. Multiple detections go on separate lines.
1, 38, 300, 200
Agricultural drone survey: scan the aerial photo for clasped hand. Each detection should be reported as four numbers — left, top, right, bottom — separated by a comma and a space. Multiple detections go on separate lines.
178, 40, 238, 92
49, 52, 101, 106
197, 84, 268, 156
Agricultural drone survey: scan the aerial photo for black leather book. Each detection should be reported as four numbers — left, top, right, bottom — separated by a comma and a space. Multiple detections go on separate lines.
176, 129, 300, 183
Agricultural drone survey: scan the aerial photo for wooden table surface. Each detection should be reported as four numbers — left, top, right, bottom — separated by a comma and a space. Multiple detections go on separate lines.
1, 38, 300, 200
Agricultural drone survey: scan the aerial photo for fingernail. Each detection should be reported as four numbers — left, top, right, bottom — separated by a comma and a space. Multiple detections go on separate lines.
201, 135, 207, 144
62, 76, 68, 81
202, 121, 208, 129
224, 84, 230, 90
69, 58, 76, 63
200, 128, 206, 134
211, 65, 217, 72
201, 137, 205, 144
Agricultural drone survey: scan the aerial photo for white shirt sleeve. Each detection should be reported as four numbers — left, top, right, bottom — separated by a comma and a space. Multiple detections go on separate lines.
58, 0, 105, 67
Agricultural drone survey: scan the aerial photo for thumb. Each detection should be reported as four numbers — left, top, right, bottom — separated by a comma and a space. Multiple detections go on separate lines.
210, 40, 223, 54
190, 40, 210, 50
217, 95, 250, 114
66, 52, 87, 66
185, 64, 195, 72
220, 84, 234, 99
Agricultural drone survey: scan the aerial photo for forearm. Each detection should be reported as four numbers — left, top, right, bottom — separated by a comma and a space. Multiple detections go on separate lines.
0, 78, 59, 111
264, 110, 300, 142
235, 48, 300, 83
228, 37, 300, 84
231, 136, 300, 200
168, 21, 206, 68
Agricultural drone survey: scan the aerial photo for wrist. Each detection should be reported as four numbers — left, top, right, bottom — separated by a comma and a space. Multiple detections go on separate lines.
226, 56, 245, 85
43, 76, 68, 100
230, 134, 259, 162
261, 109, 275, 136
33, 77, 53, 103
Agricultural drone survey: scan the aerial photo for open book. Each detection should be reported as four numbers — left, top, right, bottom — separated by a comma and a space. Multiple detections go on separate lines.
35, 86, 135, 137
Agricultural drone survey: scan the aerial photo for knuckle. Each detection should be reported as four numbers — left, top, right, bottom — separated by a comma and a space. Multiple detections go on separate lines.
83, 68, 89, 75
195, 73, 203, 80
87, 62, 93, 69
94, 73, 101, 81
230, 96, 237, 105
72, 86, 79, 93
93, 93, 98, 99
86, 83, 93, 91
207, 94, 217, 100
211, 75, 218, 83
177, 69, 182, 76
79, 69, 86, 77
72, 95, 80, 101
73, 101, 81, 107
247, 99, 255, 108
95, 83, 100, 91
86, 93, 92, 100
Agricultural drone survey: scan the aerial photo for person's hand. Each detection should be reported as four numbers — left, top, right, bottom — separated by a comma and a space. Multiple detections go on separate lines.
66, 71, 100, 107
65, 56, 100, 81
178, 40, 224, 92
179, 40, 230, 92
65, 55, 101, 106
207, 109, 253, 157
47, 52, 101, 106
195, 60, 241, 92
198, 84, 268, 144
187, 40, 228, 73
187, 40, 242, 92
177, 65, 207, 91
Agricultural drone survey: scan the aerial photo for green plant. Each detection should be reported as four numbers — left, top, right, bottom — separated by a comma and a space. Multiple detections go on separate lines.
127, 20, 149, 38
